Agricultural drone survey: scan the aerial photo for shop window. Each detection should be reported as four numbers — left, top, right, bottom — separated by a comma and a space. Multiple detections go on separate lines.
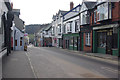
85, 33, 91, 46
74, 37, 77, 47
97, 32, 106, 48
54, 40, 57, 43
70, 37, 73, 46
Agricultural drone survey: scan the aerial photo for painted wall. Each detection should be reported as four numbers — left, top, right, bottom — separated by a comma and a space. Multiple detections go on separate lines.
14, 27, 24, 51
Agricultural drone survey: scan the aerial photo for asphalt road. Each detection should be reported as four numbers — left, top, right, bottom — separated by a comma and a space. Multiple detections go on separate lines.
27, 46, 118, 78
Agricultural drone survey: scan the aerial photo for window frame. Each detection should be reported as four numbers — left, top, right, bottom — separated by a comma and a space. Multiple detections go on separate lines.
85, 33, 91, 46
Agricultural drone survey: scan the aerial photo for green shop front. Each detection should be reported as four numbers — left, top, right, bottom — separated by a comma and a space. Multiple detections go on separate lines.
63, 33, 80, 51
93, 23, 120, 56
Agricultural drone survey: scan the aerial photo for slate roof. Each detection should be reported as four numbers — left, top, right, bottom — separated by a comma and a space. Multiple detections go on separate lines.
84, 2, 97, 9
44, 23, 52, 31
58, 10, 68, 16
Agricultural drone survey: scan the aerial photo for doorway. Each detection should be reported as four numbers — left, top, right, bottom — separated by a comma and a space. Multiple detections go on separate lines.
106, 31, 112, 55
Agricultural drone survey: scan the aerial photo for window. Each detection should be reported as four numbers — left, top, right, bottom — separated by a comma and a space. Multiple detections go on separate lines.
81, 11, 89, 25
20, 37, 22, 46
94, 10, 97, 23
20, 41, 22, 46
60, 26, 61, 32
54, 40, 57, 43
15, 40, 17, 46
97, 32, 106, 48
70, 22, 72, 32
20, 37, 22, 40
70, 37, 73, 46
75, 21, 78, 32
85, 33, 91, 46
63, 24, 66, 33
74, 37, 77, 47
97, 2, 112, 21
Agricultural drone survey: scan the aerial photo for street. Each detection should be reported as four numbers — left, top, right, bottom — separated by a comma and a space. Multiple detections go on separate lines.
2, 45, 118, 78
24, 46, 118, 78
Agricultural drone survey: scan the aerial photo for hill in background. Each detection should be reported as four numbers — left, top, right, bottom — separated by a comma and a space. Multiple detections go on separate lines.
25, 24, 50, 43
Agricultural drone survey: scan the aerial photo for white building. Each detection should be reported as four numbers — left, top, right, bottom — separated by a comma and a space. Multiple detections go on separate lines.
11, 9, 25, 51
62, 3, 81, 50
52, 10, 67, 47
11, 26, 24, 50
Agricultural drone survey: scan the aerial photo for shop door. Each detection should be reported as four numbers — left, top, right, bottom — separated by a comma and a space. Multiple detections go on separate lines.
106, 31, 112, 55
77, 37, 80, 51
81, 33, 84, 51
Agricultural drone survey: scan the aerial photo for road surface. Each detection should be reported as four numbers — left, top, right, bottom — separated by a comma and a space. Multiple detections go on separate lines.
26, 46, 118, 78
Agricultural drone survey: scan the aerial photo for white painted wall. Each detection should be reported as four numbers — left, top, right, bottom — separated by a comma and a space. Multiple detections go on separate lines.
63, 16, 79, 34
14, 27, 24, 51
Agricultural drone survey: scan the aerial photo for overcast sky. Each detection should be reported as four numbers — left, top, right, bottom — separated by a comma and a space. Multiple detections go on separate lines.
11, 0, 96, 25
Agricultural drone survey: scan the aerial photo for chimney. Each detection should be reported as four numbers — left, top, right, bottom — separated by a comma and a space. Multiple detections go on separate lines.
70, 2, 74, 10
11, 2, 13, 9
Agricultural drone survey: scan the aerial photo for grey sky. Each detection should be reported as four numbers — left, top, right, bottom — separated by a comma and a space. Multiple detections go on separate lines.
11, 0, 96, 25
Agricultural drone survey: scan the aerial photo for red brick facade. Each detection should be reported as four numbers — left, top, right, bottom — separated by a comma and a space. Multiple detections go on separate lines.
112, 2, 120, 22
83, 31, 93, 52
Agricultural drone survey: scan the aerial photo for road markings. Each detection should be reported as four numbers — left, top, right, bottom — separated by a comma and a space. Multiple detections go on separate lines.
25, 52, 38, 79
101, 67, 118, 73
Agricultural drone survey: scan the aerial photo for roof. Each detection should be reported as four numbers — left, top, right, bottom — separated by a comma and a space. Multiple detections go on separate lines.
84, 2, 97, 9
63, 4, 81, 16
58, 10, 68, 16
44, 23, 52, 31
37, 24, 50, 33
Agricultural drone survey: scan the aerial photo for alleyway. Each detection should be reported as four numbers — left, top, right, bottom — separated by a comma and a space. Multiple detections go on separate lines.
3, 46, 118, 78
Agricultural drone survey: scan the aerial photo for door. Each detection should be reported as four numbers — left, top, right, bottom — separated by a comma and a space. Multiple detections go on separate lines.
81, 33, 84, 51
106, 31, 112, 55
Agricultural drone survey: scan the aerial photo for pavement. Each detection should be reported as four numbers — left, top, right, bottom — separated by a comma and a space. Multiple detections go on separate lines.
2, 51, 35, 78
57, 47, 119, 61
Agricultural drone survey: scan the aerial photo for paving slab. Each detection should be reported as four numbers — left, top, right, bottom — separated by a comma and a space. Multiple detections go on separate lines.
2, 51, 35, 78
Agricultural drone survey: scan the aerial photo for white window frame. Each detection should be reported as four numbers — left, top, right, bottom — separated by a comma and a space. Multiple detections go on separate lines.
94, 10, 97, 23
85, 33, 91, 46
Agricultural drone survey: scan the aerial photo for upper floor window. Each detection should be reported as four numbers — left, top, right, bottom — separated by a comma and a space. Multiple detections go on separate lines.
75, 20, 79, 32
67, 22, 72, 32
94, 10, 97, 23
97, 2, 112, 21
81, 11, 90, 25
63, 24, 66, 33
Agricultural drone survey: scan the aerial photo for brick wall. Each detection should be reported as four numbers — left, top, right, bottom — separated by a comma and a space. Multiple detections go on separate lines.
112, 2, 120, 22
83, 31, 93, 52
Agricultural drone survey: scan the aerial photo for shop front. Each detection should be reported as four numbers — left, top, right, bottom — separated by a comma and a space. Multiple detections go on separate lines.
63, 33, 80, 51
93, 23, 119, 56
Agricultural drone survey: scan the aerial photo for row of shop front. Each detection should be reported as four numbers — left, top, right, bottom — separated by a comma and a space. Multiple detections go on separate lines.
55, 23, 120, 56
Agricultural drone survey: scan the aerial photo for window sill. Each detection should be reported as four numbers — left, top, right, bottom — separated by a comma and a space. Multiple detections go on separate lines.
85, 45, 91, 47
112, 48, 118, 50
